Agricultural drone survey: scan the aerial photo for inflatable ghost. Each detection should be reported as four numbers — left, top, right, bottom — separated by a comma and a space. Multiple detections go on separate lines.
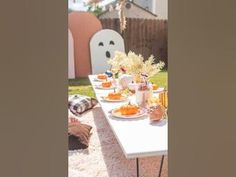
90, 29, 125, 74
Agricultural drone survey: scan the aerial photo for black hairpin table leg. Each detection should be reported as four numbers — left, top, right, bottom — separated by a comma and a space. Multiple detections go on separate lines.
158, 155, 165, 177
136, 158, 139, 177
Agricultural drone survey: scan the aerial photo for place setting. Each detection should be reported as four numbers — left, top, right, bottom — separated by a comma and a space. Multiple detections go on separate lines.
103, 73, 168, 122
94, 79, 116, 90
93, 73, 111, 82
108, 92, 168, 122
100, 89, 129, 102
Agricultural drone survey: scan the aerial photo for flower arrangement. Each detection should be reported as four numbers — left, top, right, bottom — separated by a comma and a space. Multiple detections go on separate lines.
108, 51, 165, 81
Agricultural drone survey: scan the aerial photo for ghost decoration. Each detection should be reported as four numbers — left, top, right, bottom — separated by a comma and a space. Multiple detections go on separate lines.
68, 29, 75, 79
90, 29, 125, 74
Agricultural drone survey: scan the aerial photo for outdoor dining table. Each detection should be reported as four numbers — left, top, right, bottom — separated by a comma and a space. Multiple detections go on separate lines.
89, 75, 168, 177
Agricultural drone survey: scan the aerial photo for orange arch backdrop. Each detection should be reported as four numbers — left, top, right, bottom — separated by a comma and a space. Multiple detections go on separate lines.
69, 12, 102, 77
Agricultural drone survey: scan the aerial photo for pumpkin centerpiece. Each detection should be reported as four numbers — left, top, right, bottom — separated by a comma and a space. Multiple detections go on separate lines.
118, 103, 139, 115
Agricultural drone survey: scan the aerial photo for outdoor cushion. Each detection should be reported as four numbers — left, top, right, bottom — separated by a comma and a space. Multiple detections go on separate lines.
68, 122, 92, 150
68, 94, 98, 116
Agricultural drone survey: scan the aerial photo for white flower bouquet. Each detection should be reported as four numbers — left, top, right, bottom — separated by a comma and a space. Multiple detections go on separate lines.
107, 51, 165, 81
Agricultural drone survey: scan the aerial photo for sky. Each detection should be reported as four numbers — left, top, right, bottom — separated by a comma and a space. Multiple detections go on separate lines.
68, 0, 116, 11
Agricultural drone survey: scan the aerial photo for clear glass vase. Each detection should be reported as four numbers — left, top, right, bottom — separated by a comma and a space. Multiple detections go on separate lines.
135, 83, 153, 108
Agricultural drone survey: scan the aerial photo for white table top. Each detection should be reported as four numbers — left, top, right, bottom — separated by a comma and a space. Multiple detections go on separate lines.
89, 75, 168, 159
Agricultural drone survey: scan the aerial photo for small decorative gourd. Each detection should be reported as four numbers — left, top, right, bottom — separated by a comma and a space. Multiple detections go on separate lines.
152, 84, 158, 90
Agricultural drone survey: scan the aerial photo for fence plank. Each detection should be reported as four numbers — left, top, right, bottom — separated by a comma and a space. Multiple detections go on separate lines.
100, 18, 168, 67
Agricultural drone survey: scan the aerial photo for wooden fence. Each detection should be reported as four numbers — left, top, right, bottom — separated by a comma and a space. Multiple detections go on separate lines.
100, 18, 168, 67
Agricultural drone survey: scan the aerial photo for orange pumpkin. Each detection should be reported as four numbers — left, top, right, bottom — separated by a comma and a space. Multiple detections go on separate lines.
102, 81, 112, 88
97, 74, 107, 80
119, 104, 139, 115
108, 92, 122, 100
152, 84, 158, 90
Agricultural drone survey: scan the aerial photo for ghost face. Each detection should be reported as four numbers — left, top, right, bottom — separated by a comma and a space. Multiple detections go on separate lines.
98, 40, 115, 58
90, 29, 125, 74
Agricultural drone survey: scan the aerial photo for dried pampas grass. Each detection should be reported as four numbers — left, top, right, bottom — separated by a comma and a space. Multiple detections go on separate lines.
85, 0, 127, 32
117, 0, 127, 32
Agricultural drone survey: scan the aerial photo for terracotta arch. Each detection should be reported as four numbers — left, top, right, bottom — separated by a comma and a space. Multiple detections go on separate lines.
69, 12, 102, 77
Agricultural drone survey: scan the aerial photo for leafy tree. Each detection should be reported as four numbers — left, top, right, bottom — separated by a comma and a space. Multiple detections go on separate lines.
86, 4, 104, 16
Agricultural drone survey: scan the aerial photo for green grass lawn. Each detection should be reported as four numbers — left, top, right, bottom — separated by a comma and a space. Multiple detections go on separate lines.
68, 71, 168, 97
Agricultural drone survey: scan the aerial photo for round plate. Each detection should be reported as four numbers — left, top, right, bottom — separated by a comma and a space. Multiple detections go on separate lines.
101, 95, 128, 102
111, 107, 147, 119
153, 87, 165, 93
94, 78, 107, 82
95, 85, 116, 90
